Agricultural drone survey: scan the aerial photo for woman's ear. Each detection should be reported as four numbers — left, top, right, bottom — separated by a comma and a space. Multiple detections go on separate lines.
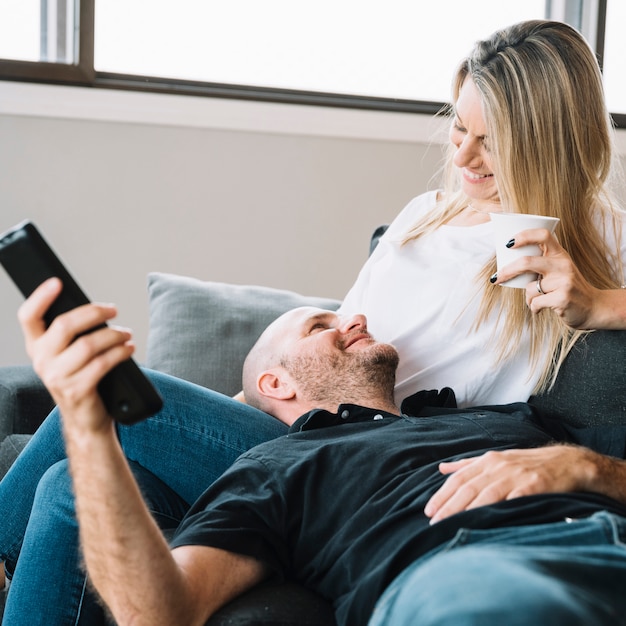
257, 368, 296, 401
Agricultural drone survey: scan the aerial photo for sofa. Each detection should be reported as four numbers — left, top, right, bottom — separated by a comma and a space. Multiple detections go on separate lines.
1, 254, 626, 624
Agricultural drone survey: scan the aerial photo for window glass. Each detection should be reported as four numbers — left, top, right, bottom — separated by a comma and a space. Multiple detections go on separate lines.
94, 0, 545, 102
0, 0, 40, 62
0, 0, 78, 65
601, 1, 626, 116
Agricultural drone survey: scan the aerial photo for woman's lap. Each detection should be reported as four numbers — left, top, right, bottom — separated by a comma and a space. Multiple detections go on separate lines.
117, 369, 288, 504
0, 369, 286, 616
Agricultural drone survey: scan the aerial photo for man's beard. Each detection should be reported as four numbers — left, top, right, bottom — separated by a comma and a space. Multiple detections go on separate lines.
283, 343, 399, 409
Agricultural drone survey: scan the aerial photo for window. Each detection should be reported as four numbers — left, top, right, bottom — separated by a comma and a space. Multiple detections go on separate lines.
0, 0, 623, 125
0, 0, 40, 62
601, 1, 626, 116
0, 0, 93, 82
93, 0, 544, 105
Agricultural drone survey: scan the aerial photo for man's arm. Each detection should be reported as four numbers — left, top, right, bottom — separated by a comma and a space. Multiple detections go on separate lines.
67, 420, 266, 625
20, 279, 267, 625
424, 444, 626, 524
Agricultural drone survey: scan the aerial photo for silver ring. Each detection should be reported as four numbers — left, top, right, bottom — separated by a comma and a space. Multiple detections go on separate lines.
536, 277, 545, 295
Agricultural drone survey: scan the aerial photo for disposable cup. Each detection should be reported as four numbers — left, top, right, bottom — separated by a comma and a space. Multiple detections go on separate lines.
490, 213, 560, 289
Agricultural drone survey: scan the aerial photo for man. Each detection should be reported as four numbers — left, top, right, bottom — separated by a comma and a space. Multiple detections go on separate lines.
18, 279, 626, 625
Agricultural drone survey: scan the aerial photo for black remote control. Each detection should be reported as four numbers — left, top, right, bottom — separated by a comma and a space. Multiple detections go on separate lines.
0, 220, 163, 424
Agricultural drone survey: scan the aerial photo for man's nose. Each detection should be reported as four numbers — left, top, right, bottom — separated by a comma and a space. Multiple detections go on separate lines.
339, 314, 367, 334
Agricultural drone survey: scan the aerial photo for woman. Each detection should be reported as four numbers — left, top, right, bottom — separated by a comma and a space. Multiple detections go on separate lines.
339, 19, 625, 407
3, 20, 626, 625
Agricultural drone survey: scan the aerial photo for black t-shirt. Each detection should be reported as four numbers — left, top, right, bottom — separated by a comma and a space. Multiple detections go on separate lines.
171, 395, 626, 626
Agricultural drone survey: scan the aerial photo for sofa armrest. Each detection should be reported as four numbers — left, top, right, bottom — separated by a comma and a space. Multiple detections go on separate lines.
0, 365, 54, 441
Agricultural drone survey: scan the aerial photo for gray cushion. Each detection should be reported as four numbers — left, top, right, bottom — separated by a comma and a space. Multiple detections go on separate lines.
145, 273, 341, 396
0, 365, 54, 440
529, 330, 626, 427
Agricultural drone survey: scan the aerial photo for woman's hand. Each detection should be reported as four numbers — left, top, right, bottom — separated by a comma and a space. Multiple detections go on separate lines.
18, 277, 135, 434
492, 228, 609, 329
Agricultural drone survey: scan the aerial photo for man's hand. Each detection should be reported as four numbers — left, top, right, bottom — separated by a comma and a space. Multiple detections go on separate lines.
423, 445, 626, 524
18, 277, 134, 433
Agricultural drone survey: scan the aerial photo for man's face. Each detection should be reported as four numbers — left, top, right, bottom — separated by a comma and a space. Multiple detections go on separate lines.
276, 308, 399, 407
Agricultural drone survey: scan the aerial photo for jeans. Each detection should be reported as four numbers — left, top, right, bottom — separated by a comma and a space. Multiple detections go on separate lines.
0, 370, 287, 625
369, 511, 626, 626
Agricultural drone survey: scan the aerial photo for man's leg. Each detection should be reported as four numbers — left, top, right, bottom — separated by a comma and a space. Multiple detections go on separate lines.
370, 513, 626, 626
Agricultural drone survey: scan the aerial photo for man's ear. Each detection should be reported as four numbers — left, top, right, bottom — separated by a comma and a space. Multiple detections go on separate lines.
257, 368, 296, 401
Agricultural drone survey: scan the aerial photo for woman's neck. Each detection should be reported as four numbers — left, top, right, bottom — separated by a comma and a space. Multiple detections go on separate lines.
445, 202, 503, 227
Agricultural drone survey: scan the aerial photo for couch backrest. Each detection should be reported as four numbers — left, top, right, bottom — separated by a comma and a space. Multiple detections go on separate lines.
145, 272, 626, 427
529, 329, 626, 427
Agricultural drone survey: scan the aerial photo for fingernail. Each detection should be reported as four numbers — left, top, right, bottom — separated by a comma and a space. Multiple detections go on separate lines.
489, 272, 498, 283
45, 277, 62, 289
505, 239, 515, 248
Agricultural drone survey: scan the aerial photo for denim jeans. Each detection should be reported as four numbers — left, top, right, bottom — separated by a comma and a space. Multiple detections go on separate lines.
369, 511, 626, 626
0, 370, 287, 625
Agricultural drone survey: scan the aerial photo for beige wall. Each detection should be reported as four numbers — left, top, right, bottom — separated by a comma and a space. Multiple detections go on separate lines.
0, 85, 445, 366
2, 83, 625, 368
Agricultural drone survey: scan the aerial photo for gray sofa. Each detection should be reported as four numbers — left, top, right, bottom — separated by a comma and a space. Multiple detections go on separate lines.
1, 267, 626, 624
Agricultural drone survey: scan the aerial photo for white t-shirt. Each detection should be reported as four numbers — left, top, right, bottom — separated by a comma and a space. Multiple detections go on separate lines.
339, 190, 626, 408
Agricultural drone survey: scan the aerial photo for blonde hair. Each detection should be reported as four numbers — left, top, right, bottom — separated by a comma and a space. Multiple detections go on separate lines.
404, 20, 624, 393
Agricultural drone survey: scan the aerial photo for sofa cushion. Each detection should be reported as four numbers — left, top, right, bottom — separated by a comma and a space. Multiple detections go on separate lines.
0, 365, 54, 440
529, 330, 626, 427
145, 273, 341, 397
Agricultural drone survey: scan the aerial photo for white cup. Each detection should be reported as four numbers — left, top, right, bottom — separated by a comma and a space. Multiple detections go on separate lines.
490, 213, 560, 289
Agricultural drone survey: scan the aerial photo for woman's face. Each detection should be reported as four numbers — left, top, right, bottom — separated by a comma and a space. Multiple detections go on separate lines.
449, 77, 501, 206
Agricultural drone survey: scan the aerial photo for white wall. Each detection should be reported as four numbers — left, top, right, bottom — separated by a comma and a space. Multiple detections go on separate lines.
0, 82, 447, 366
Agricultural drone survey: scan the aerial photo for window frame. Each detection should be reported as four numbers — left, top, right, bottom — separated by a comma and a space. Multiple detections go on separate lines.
0, 0, 94, 84
0, 0, 623, 126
